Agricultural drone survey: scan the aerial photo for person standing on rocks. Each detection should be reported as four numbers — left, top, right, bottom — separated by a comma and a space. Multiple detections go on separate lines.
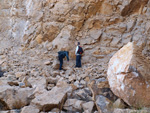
58, 51, 69, 70
75, 42, 84, 68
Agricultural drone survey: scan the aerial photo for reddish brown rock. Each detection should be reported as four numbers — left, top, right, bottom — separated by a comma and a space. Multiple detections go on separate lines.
107, 42, 150, 108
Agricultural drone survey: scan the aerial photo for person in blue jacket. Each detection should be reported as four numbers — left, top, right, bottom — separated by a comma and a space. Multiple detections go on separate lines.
58, 51, 69, 70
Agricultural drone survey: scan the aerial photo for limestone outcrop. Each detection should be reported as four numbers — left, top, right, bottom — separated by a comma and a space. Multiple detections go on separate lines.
107, 42, 150, 108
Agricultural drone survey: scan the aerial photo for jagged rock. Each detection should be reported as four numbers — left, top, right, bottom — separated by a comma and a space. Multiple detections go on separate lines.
120, 0, 149, 16
80, 80, 86, 85
22, 77, 32, 88
68, 74, 76, 82
52, 59, 60, 70
32, 85, 47, 97
47, 84, 55, 90
28, 76, 46, 88
15, 72, 26, 78
87, 78, 117, 102
80, 74, 87, 79
19, 82, 26, 88
21, 106, 39, 113
74, 80, 83, 89
0, 86, 34, 109
52, 25, 75, 51
0, 77, 8, 86
46, 76, 58, 85
71, 88, 92, 101
82, 101, 94, 113
107, 42, 150, 108
44, 60, 51, 65
31, 80, 72, 111
95, 95, 113, 113
113, 99, 126, 109
63, 99, 84, 112
65, 69, 73, 76
6, 73, 16, 80
35, 34, 43, 44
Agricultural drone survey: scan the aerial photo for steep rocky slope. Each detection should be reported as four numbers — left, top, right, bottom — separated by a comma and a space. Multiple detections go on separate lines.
0, 0, 150, 112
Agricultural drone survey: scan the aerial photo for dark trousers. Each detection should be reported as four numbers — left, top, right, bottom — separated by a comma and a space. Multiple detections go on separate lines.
59, 56, 63, 70
75, 55, 81, 67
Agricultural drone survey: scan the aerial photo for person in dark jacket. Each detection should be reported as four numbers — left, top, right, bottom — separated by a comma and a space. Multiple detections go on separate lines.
58, 51, 69, 70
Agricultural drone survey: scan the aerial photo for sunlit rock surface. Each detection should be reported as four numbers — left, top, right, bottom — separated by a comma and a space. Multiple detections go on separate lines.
107, 42, 150, 108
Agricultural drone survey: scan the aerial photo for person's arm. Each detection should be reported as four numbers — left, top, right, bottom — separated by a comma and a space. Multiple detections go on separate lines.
75, 46, 78, 55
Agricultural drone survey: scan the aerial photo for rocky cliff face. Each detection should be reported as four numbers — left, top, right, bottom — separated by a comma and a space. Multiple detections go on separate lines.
1, 0, 150, 51
0, 0, 150, 112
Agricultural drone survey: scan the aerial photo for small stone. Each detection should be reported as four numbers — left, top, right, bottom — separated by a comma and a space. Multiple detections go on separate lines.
82, 101, 94, 113
21, 106, 39, 113
80, 80, 86, 85
113, 99, 126, 109
19, 82, 26, 88
96, 95, 113, 113
15, 72, 26, 78
44, 61, 51, 65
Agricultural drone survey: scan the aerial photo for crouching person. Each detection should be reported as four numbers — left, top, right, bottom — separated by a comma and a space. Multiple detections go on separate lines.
58, 51, 69, 70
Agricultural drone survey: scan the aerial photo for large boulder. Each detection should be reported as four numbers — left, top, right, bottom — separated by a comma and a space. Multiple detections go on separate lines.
107, 42, 150, 108
0, 86, 34, 109
31, 79, 72, 111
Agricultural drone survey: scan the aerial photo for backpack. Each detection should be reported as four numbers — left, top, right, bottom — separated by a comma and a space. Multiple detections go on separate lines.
77, 46, 84, 54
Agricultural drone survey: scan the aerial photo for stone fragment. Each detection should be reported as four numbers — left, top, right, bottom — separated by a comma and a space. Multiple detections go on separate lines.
63, 99, 84, 111
95, 95, 113, 113
46, 76, 58, 85
0, 86, 34, 109
72, 88, 92, 101
22, 77, 32, 88
21, 106, 39, 113
15, 72, 26, 78
28, 76, 46, 88
113, 99, 126, 109
82, 101, 94, 113
35, 34, 43, 44
52, 59, 60, 69
44, 60, 51, 65
31, 81, 72, 111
